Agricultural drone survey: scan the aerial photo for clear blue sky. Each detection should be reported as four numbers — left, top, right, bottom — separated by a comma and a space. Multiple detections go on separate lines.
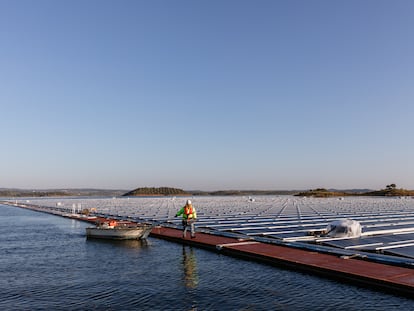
1, 0, 414, 191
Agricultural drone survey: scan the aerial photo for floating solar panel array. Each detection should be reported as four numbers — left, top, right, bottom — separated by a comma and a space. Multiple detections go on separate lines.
14, 195, 414, 259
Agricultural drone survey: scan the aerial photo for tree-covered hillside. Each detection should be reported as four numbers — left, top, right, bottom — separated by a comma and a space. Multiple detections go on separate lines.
296, 184, 414, 197
123, 187, 190, 196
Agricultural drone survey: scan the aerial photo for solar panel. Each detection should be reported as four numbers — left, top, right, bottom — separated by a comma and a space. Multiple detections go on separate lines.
9, 195, 414, 261
384, 246, 414, 259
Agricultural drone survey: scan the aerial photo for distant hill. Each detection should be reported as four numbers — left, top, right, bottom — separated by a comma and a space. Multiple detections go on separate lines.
328, 188, 374, 194
3, 185, 413, 199
123, 187, 191, 197
363, 188, 414, 197
295, 188, 351, 198
0, 188, 127, 198
296, 185, 414, 197
190, 190, 298, 196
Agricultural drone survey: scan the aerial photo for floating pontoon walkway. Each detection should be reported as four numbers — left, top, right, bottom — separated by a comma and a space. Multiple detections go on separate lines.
151, 226, 414, 297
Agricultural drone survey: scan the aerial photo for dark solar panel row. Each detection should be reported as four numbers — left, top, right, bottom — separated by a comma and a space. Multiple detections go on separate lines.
19, 196, 414, 259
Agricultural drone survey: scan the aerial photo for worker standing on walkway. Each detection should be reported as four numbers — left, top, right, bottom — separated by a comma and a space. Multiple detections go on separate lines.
175, 199, 197, 238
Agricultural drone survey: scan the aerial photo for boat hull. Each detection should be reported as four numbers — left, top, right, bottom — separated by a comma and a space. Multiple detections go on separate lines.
86, 225, 152, 240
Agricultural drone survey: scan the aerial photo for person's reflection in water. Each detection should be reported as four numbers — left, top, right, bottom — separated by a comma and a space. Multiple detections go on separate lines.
182, 246, 199, 289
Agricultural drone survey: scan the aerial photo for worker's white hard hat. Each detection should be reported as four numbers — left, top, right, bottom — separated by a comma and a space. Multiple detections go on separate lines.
186, 199, 192, 205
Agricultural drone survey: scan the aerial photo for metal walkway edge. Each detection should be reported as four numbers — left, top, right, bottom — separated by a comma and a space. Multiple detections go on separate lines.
150, 226, 414, 297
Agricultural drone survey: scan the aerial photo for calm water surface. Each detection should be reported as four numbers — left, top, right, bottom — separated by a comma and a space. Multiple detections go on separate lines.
1, 204, 413, 310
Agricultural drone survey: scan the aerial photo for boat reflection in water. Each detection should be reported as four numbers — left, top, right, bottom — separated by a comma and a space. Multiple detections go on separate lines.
86, 237, 150, 249
182, 246, 199, 289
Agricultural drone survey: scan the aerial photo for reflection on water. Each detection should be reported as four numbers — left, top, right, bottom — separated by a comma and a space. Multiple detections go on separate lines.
86, 237, 150, 249
182, 246, 199, 289
70, 219, 85, 229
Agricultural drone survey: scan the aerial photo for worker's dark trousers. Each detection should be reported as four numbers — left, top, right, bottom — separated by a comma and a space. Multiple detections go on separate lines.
182, 219, 196, 238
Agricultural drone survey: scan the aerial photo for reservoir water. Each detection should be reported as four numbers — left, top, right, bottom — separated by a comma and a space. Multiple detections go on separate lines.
1, 203, 413, 310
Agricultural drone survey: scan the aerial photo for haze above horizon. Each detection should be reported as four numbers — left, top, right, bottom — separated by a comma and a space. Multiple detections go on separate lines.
1, 1, 414, 191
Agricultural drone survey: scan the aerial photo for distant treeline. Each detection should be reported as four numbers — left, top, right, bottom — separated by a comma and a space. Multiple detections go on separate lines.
0, 188, 126, 198
0, 190, 73, 197
123, 187, 298, 196
124, 188, 299, 196
295, 184, 414, 197
2, 184, 413, 198
123, 187, 191, 196
190, 190, 298, 196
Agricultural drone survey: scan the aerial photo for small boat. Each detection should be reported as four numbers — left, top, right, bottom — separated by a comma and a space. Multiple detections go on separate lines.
86, 220, 153, 240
